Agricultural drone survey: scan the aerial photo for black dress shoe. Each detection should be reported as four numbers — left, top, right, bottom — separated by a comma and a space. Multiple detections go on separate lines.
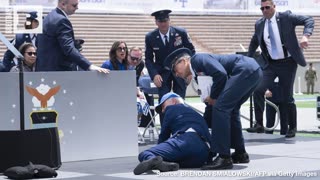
265, 130, 273, 134
133, 156, 163, 175
285, 128, 296, 138
201, 156, 233, 170
246, 124, 264, 133
156, 161, 179, 172
231, 152, 250, 164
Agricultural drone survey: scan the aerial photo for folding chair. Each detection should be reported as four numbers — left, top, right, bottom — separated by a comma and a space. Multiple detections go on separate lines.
137, 97, 148, 144
138, 75, 160, 141
137, 95, 158, 143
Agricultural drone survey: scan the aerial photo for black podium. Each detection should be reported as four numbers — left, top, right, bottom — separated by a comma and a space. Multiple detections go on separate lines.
0, 71, 62, 173
0, 128, 61, 172
0, 67, 62, 173
0, 33, 61, 173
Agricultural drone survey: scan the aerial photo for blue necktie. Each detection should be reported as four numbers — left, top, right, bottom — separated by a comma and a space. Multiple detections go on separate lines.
268, 20, 278, 58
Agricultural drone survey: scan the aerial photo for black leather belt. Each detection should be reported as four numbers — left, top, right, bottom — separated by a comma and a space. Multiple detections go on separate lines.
269, 56, 292, 63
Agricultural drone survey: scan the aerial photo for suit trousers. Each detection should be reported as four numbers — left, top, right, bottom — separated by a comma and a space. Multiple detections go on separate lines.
287, 103, 297, 130
138, 132, 209, 168
266, 102, 288, 135
253, 58, 297, 127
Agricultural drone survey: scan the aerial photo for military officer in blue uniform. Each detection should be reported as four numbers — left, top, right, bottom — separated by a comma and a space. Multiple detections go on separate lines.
145, 9, 195, 109
2, 11, 39, 72
134, 92, 211, 175
164, 48, 263, 170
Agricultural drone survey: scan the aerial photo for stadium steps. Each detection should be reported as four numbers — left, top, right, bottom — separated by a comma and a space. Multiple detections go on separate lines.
0, 12, 319, 66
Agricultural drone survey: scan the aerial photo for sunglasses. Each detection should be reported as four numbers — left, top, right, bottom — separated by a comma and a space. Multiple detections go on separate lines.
260, 6, 271, 11
117, 47, 127, 51
71, 3, 78, 8
25, 52, 37, 56
130, 56, 141, 62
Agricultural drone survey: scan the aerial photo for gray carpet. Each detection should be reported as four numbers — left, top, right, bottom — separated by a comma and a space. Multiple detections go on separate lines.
1, 132, 319, 179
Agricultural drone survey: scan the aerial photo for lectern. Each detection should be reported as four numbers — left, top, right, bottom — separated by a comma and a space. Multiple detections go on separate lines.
0, 32, 61, 172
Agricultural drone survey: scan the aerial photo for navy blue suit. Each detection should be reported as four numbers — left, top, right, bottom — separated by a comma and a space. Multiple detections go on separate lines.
2, 34, 32, 72
138, 104, 211, 168
36, 8, 91, 71
191, 53, 262, 156
248, 11, 314, 129
265, 82, 287, 135
145, 26, 195, 100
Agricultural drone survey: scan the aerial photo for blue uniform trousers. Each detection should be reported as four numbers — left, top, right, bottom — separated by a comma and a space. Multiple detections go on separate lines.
211, 69, 263, 156
138, 132, 209, 168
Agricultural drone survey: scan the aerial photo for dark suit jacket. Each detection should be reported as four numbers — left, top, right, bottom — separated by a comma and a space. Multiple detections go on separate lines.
145, 26, 195, 80
248, 10, 314, 69
36, 8, 91, 71
135, 61, 145, 85
158, 103, 211, 146
2, 34, 32, 72
191, 53, 260, 99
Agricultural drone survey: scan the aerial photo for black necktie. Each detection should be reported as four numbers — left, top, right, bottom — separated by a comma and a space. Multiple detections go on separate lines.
32, 34, 37, 47
164, 35, 169, 47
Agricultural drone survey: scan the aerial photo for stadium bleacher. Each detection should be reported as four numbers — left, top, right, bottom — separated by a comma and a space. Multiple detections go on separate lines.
0, 12, 319, 66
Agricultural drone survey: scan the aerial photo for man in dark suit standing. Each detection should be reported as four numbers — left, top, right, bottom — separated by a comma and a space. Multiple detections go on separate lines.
246, 0, 314, 138
134, 92, 211, 175
145, 9, 195, 107
36, 0, 108, 73
2, 11, 39, 72
164, 48, 262, 170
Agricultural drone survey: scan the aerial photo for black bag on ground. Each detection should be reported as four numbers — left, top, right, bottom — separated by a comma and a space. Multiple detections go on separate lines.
4, 162, 58, 179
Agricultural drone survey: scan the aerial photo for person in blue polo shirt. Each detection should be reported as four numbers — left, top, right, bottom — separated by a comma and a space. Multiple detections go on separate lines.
133, 92, 211, 175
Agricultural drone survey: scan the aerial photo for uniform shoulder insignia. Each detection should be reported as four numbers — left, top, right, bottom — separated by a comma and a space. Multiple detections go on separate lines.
174, 36, 182, 47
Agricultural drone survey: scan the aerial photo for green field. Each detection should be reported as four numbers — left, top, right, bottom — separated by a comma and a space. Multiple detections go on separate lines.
184, 94, 319, 108
297, 133, 320, 137
158, 95, 320, 136
295, 101, 316, 108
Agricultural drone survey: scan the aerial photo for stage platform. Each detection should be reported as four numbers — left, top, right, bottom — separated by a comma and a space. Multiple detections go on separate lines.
1, 132, 319, 180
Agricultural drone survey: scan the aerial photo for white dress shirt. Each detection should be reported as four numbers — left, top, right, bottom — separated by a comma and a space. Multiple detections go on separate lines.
159, 31, 170, 45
